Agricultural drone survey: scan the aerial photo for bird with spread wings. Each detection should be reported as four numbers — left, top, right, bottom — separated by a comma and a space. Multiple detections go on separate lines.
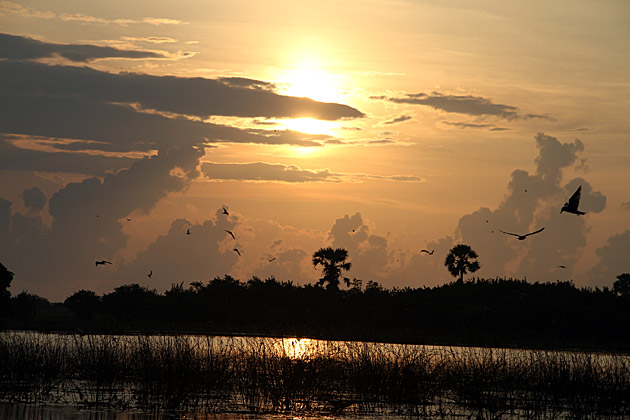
499, 227, 545, 240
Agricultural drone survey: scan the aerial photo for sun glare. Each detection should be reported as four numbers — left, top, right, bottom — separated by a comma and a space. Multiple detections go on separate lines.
281, 67, 345, 104
280, 117, 338, 135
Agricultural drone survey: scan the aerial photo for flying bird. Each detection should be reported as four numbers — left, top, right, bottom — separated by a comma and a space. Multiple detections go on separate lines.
267, 257, 276, 262
222, 207, 229, 215
95, 260, 112, 266
225, 230, 235, 240
557, 265, 567, 269
499, 227, 545, 240
233, 248, 241, 256
561, 186, 586, 215
186, 229, 191, 235
147, 270, 152, 278
420, 249, 435, 255
126, 218, 132, 221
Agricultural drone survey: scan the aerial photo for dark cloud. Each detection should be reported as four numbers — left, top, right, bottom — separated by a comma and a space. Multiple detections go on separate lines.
587, 231, 630, 285
2, 145, 204, 299
0, 135, 136, 175
378, 91, 551, 121
0, 60, 364, 121
21, 186, 46, 212
0, 92, 325, 156
201, 162, 422, 183
384, 115, 413, 125
0, 33, 168, 62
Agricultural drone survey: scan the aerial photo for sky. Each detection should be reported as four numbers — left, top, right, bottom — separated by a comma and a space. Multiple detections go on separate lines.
1, 0, 629, 301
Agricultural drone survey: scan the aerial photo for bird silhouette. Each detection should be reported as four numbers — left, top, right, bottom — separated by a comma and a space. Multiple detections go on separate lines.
222, 207, 229, 215
95, 260, 112, 266
499, 227, 545, 240
557, 265, 567, 269
267, 257, 276, 262
147, 270, 152, 278
126, 218, 132, 221
561, 186, 586, 215
225, 230, 235, 240
186, 229, 191, 235
233, 248, 241, 256
420, 249, 435, 255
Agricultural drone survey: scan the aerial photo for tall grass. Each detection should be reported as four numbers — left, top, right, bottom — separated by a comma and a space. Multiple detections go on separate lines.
2, 331, 630, 419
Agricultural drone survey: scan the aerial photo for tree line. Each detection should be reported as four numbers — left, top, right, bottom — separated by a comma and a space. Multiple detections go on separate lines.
2, 247, 630, 352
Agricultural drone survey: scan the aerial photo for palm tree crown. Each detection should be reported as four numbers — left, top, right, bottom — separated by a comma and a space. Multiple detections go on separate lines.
444, 244, 480, 283
312, 247, 352, 291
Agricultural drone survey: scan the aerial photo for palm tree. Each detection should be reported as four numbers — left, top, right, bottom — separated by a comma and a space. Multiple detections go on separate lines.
444, 244, 480, 283
312, 247, 352, 290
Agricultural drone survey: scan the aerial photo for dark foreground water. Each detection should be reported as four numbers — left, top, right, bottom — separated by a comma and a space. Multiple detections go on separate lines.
3, 331, 630, 420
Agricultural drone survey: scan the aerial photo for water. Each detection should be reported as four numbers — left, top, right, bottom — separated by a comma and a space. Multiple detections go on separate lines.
2, 331, 630, 419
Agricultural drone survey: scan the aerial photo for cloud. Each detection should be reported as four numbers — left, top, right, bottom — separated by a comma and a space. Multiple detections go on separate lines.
121, 36, 178, 44
0, 1, 55, 19
202, 162, 343, 183
0, 3, 185, 26
0, 33, 168, 62
0, 91, 326, 157
0, 60, 364, 121
587, 231, 630, 285
20, 187, 46, 213
0, 135, 136, 175
383, 115, 413, 125
60, 14, 186, 26
201, 162, 423, 183
442, 121, 509, 131
451, 133, 604, 282
377, 91, 551, 121
2, 145, 204, 300
118, 214, 239, 290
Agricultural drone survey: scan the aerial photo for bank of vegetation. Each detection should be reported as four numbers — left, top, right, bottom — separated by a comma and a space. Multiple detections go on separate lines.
3, 275, 630, 352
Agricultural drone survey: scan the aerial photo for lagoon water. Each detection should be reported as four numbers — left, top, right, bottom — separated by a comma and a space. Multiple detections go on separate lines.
2, 331, 630, 420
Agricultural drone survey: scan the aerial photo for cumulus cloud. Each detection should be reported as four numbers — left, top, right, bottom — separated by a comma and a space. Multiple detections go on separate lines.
20, 186, 46, 213
118, 212, 239, 290
375, 91, 551, 121
1, 145, 204, 299
452, 133, 604, 281
0, 33, 169, 62
0, 60, 364, 121
201, 162, 422, 183
587, 231, 630, 286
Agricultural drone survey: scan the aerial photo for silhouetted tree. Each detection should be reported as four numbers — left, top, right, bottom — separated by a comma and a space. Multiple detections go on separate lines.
613, 273, 630, 296
312, 247, 352, 290
0, 262, 13, 301
64, 290, 102, 321
444, 244, 480, 283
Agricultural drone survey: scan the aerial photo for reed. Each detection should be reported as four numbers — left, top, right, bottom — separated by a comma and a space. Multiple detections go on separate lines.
2, 331, 630, 419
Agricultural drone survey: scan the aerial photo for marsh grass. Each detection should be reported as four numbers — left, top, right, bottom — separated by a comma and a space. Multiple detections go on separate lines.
2, 331, 630, 419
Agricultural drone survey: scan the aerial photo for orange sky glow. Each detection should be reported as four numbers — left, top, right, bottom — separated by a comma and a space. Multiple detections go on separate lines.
1, 0, 629, 300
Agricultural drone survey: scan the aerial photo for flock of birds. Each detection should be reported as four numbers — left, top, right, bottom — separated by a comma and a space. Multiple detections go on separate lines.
95, 187, 586, 278
94, 206, 261, 278
417, 186, 586, 267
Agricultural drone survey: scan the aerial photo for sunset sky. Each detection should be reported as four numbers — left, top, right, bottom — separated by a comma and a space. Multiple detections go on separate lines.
1, 0, 629, 301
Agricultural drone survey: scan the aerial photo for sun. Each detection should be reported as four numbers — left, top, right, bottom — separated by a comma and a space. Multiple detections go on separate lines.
274, 64, 349, 135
